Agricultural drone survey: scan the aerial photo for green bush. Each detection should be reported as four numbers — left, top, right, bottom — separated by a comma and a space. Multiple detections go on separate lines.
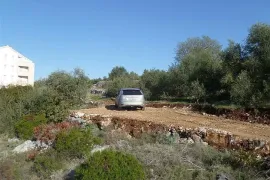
0, 86, 33, 135
106, 76, 140, 97
54, 127, 100, 158
32, 150, 63, 179
15, 114, 48, 139
0, 68, 90, 135
75, 150, 146, 180
46, 68, 91, 107
140, 69, 169, 100
189, 80, 206, 103
42, 89, 70, 122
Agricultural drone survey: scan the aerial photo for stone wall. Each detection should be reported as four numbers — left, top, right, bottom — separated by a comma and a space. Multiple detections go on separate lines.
71, 111, 270, 157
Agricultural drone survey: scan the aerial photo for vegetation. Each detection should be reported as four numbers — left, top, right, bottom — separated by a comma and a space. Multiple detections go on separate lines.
54, 127, 101, 158
105, 66, 140, 97
104, 23, 270, 108
15, 114, 48, 140
101, 129, 267, 180
1, 120, 268, 180
0, 22, 270, 179
32, 150, 63, 179
0, 68, 91, 135
75, 150, 146, 180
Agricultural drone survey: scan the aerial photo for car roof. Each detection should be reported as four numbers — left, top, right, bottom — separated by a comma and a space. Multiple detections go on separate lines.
120, 88, 141, 91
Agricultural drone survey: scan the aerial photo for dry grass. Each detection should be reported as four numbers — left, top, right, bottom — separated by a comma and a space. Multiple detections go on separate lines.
0, 125, 267, 180
102, 130, 266, 180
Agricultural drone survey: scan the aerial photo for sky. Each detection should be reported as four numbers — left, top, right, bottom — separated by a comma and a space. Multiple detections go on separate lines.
0, 0, 269, 80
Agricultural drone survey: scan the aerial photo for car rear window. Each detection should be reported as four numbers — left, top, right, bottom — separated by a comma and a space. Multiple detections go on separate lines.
123, 90, 142, 95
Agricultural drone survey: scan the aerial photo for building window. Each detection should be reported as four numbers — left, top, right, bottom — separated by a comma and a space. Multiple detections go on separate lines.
18, 66, 29, 72
18, 76, 28, 85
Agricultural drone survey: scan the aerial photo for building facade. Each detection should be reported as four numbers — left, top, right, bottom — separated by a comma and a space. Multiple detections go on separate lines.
0, 45, 35, 86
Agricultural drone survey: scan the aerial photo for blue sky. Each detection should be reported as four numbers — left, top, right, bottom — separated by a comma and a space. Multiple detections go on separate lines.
0, 0, 269, 80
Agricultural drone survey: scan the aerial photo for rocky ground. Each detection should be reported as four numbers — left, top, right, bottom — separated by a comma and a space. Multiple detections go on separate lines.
80, 105, 270, 142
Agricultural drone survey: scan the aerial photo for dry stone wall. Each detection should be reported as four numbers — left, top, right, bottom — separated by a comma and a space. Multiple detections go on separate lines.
71, 111, 270, 157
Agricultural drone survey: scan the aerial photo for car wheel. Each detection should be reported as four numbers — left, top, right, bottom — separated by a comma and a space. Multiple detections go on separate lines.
141, 107, 145, 111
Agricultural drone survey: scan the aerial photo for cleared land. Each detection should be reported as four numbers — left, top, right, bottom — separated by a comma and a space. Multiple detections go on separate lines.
80, 105, 270, 141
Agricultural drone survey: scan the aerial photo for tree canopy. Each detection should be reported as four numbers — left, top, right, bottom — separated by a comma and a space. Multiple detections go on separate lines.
103, 23, 270, 107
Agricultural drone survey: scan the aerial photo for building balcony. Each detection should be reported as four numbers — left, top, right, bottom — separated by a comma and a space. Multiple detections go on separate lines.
17, 66, 29, 76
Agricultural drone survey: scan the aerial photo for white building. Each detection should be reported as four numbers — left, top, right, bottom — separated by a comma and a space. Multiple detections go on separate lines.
0, 45, 35, 87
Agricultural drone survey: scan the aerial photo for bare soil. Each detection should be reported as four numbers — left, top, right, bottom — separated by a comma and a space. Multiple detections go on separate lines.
80, 105, 270, 141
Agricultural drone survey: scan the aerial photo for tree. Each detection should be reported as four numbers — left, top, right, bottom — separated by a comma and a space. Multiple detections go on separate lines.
129, 71, 140, 80
169, 36, 224, 101
220, 40, 244, 100
108, 66, 129, 80
175, 36, 221, 63
167, 63, 188, 97
246, 23, 270, 68
106, 76, 139, 97
46, 68, 91, 106
244, 23, 270, 103
189, 80, 206, 103
222, 40, 243, 76
178, 48, 223, 100
230, 71, 259, 107
92, 78, 102, 84
140, 69, 168, 100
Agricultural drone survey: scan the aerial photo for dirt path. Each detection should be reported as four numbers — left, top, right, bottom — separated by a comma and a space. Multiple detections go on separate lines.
80, 105, 270, 141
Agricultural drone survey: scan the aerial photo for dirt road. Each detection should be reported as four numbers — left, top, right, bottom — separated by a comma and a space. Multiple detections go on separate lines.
80, 105, 270, 141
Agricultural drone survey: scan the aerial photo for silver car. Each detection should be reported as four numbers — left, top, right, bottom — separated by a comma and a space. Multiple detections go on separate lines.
115, 88, 145, 110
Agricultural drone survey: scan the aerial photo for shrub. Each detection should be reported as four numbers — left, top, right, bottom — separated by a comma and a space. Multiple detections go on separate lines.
223, 150, 262, 169
0, 86, 33, 135
15, 114, 48, 139
0, 160, 15, 180
33, 121, 79, 144
54, 127, 100, 158
230, 70, 258, 107
140, 69, 169, 100
46, 68, 91, 107
75, 150, 146, 180
32, 150, 63, 179
42, 89, 71, 122
106, 77, 140, 97
189, 80, 206, 103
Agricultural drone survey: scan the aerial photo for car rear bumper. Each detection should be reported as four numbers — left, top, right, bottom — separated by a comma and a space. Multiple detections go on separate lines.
119, 101, 144, 108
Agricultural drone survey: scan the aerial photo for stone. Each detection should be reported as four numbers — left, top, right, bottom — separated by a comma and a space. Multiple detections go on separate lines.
97, 117, 112, 128
12, 140, 52, 153
13, 140, 36, 153
91, 145, 110, 154
202, 141, 208, 146
199, 127, 207, 134
191, 134, 202, 143
116, 140, 131, 149
216, 173, 228, 180
179, 138, 188, 144
187, 138, 194, 144
35, 140, 50, 149
74, 112, 85, 118
8, 138, 20, 143
68, 117, 87, 124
